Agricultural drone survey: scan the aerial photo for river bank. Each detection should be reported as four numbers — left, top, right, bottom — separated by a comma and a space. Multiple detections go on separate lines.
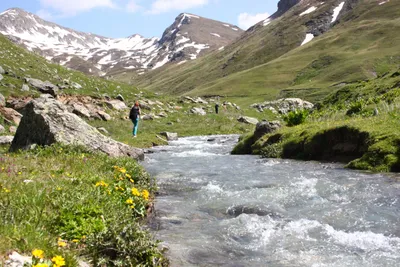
233, 113, 400, 173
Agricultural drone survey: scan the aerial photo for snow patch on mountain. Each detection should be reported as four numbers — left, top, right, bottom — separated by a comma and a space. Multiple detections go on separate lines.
210, 33, 221, 38
300, 6, 317, 16
301, 33, 315, 46
331, 2, 345, 23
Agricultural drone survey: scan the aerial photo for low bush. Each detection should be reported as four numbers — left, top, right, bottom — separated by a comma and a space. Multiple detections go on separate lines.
283, 110, 309, 126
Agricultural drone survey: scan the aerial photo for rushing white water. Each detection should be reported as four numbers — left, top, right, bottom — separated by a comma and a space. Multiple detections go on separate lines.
141, 135, 400, 267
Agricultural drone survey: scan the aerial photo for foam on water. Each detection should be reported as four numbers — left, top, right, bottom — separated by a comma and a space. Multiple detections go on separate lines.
142, 135, 400, 267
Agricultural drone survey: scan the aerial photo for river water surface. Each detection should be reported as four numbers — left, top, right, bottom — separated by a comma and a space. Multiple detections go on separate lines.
141, 135, 400, 267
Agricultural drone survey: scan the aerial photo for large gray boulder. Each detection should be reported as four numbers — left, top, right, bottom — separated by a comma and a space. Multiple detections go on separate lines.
254, 120, 282, 140
26, 78, 59, 96
10, 95, 144, 160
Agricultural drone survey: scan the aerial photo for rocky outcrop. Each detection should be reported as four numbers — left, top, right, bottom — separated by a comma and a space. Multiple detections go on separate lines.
251, 98, 314, 114
26, 78, 59, 96
254, 120, 282, 140
10, 95, 144, 160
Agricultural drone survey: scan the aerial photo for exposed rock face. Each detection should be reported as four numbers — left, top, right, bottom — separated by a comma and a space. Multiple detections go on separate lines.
251, 98, 314, 114
273, 0, 301, 18
10, 95, 144, 160
0, 93, 5, 107
105, 100, 127, 110
254, 120, 282, 140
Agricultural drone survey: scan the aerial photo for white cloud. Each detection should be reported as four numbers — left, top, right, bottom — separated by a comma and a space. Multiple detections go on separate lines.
149, 0, 209, 14
238, 12, 269, 30
126, 0, 142, 13
36, 9, 54, 20
39, 0, 116, 16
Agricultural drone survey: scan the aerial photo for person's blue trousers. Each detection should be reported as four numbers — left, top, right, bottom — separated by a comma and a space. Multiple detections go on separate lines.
132, 118, 139, 136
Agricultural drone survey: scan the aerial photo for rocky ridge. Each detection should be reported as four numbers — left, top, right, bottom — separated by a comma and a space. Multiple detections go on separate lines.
0, 8, 243, 76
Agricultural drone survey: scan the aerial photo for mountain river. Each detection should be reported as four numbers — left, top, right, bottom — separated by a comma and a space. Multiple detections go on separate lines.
141, 135, 400, 267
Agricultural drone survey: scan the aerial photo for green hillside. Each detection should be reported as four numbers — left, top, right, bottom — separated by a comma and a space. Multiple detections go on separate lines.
116, 0, 400, 105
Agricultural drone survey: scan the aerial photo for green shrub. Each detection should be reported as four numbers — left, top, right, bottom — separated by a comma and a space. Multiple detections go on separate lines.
283, 110, 309, 126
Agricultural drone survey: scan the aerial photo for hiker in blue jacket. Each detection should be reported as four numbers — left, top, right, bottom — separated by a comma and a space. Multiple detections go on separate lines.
129, 101, 141, 137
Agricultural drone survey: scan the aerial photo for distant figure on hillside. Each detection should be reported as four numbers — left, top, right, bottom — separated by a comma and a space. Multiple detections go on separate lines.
129, 101, 141, 138
222, 102, 227, 112
215, 103, 219, 114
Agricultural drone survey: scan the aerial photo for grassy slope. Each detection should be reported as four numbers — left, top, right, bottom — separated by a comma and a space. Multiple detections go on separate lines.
118, 0, 400, 107
0, 34, 144, 101
0, 144, 167, 266
233, 68, 400, 172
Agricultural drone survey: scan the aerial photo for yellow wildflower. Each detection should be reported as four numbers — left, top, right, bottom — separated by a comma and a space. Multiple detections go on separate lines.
32, 249, 44, 259
18, 171, 22, 175
125, 173, 131, 179
3, 188, 10, 193
131, 187, 140, 196
56, 187, 62, 191
1, 167, 4, 170
72, 239, 79, 243
142, 190, 150, 201
58, 239, 67, 247
51, 255, 66, 267
95, 181, 108, 187
130, 204, 136, 209
129, 179, 134, 183
119, 167, 127, 174
126, 198, 134, 205
33, 264, 49, 267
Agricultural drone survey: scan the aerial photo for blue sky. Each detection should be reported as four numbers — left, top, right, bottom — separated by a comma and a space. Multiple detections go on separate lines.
0, 0, 279, 38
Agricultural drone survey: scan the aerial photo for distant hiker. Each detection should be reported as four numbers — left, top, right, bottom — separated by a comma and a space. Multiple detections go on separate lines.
222, 102, 227, 111
215, 103, 219, 114
129, 101, 141, 137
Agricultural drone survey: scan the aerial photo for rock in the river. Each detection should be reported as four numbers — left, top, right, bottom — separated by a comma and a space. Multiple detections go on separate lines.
190, 107, 206, 116
10, 95, 144, 160
159, 132, 178, 141
237, 116, 259, 125
26, 78, 59, 96
254, 120, 282, 140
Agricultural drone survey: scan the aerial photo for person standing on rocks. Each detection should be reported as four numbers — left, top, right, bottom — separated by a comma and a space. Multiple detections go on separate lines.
129, 101, 141, 138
